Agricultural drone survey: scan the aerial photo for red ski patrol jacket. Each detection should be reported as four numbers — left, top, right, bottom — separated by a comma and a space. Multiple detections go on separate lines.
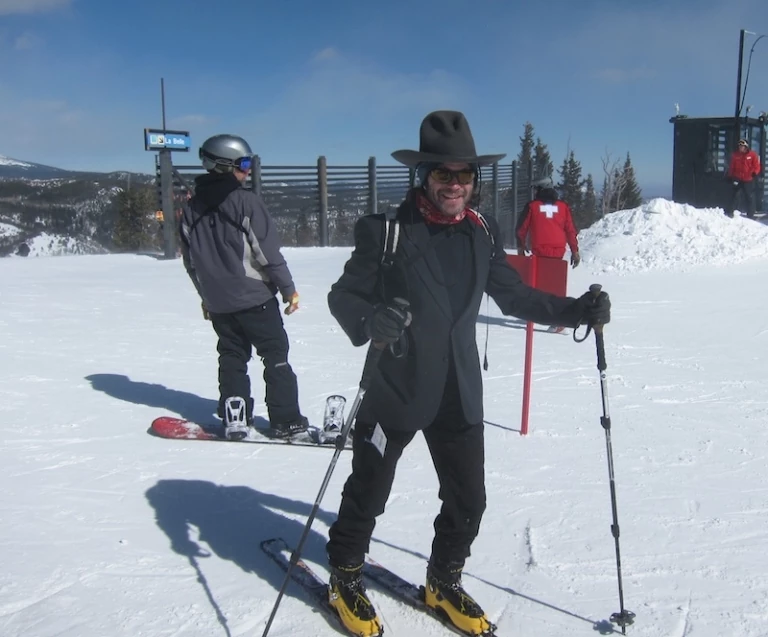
516, 198, 579, 259
727, 149, 761, 182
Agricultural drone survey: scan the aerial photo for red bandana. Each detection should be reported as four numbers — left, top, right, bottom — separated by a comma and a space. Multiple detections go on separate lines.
415, 191, 483, 228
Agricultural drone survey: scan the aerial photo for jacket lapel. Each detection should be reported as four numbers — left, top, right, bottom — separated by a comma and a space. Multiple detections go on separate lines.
455, 221, 487, 325
401, 218, 453, 321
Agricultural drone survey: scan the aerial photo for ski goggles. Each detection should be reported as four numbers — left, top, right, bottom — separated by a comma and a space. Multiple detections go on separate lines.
200, 148, 253, 171
429, 166, 476, 185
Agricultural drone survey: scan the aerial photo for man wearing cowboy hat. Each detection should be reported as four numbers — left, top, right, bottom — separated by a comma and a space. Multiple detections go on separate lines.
324, 111, 611, 637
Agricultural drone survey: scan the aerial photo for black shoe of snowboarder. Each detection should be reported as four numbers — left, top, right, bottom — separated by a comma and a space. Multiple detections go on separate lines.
270, 415, 310, 438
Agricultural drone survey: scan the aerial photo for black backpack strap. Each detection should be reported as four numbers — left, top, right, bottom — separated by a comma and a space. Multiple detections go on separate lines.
381, 206, 400, 269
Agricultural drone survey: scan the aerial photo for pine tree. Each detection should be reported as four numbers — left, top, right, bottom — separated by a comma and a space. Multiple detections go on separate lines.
517, 122, 535, 165
581, 174, 597, 228
533, 137, 554, 182
557, 150, 583, 214
113, 185, 156, 251
517, 122, 535, 178
621, 153, 643, 208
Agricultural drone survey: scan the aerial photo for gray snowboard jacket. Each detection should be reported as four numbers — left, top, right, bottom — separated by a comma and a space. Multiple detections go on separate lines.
179, 172, 296, 314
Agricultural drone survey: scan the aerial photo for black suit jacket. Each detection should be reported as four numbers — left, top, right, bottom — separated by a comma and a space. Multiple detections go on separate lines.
328, 199, 585, 432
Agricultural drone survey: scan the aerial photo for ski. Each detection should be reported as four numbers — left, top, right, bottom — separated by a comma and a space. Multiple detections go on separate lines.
260, 537, 381, 636
363, 557, 499, 637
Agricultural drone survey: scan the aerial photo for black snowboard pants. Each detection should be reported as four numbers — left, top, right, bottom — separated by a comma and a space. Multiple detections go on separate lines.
326, 372, 486, 570
209, 298, 300, 425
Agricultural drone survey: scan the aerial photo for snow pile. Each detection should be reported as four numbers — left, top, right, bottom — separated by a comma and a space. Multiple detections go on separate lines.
580, 198, 768, 274
13, 232, 107, 257
0, 222, 23, 239
0, 155, 31, 168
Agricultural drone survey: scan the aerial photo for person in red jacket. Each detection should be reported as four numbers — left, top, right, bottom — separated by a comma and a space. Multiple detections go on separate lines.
515, 185, 580, 334
725, 139, 762, 218
516, 185, 580, 266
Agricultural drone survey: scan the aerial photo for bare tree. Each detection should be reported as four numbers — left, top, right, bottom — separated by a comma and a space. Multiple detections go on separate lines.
599, 149, 628, 216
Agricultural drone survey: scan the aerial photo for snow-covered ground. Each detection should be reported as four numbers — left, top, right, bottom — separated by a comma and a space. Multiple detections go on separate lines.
16, 231, 107, 257
1, 200, 767, 636
0, 221, 23, 239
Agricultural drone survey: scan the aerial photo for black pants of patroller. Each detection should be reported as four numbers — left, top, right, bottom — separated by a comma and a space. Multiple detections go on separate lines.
209, 298, 300, 425
326, 371, 486, 569
727, 180, 756, 217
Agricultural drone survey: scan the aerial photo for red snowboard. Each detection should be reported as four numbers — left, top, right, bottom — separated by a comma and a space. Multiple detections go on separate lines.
149, 416, 349, 449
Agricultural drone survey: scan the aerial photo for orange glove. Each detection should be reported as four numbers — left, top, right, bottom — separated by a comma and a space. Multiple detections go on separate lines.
283, 292, 300, 315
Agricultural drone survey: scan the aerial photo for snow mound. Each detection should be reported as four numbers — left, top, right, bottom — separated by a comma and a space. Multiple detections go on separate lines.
580, 198, 768, 274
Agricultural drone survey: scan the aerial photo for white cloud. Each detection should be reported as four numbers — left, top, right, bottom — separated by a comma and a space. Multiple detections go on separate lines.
273, 49, 470, 118
168, 114, 216, 129
0, 0, 71, 15
311, 46, 340, 63
14, 31, 42, 50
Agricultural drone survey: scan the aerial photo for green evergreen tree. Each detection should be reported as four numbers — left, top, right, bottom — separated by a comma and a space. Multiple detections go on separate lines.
517, 122, 535, 178
533, 137, 554, 182
113, 185, 156, 251
621, 153, 643, 208
557, 150, 583, 214
581, 173, 597, 228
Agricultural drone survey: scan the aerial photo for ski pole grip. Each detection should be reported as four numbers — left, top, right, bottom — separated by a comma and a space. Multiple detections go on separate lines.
361, 298, 409, 390
588, 283, 605, 336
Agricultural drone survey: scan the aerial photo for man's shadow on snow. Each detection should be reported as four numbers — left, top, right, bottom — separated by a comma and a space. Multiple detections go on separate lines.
146, 480, 338, 636
369, 536, 623, 635
85, 373, 218, 424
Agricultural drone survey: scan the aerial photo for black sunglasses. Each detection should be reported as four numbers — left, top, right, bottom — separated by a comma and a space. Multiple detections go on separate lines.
429, 167, 476, 185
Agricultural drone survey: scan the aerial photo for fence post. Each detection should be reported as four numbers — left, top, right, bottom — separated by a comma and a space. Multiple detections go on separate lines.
318, 155, 329, 247
511, 161, 519, 249
158, 149, 177, 259
252, 154, 262, 197
491, 162, 499, 219
368, 156, 377, 215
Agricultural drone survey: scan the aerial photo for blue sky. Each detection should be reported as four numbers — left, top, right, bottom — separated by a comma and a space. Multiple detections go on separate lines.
1, 0, 767, 195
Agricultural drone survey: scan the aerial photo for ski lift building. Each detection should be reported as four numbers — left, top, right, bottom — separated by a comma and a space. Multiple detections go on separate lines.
669, 114, 767, 213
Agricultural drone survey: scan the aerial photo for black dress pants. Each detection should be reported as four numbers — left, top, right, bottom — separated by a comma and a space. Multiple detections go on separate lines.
327, 369, 486, 568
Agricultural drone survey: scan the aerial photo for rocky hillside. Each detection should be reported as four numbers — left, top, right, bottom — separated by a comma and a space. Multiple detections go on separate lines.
0, 157, 154, 257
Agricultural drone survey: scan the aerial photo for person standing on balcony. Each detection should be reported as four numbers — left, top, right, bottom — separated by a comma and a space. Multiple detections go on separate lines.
725, 138, 761, 219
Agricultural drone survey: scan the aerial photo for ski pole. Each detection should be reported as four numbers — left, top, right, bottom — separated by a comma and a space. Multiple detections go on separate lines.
260, 299, 409, 637
587, 284, 635, 634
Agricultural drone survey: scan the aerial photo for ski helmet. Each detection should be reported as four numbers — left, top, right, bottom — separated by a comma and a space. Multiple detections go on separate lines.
199, 134, 253, 172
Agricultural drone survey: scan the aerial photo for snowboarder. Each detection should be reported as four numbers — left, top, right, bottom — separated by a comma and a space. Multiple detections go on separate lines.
179, 134, 308, 441
725, 138, 761, 218
324, 110, 611, 637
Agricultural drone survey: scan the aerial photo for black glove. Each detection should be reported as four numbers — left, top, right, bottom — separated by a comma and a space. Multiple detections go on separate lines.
365, 303, 412, 344
578, 290, 611, 326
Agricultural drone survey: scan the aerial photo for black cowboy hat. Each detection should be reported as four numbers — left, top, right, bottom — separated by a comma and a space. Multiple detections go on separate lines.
392, 110, 506, 167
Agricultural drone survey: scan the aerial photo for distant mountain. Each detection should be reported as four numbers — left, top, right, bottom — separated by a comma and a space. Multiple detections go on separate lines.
0, 154, 72, 179
0, 154, 152, 181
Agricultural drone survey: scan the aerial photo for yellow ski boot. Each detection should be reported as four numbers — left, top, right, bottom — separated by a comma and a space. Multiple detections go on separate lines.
328, 563, 384, 637
424, 562, 495, 636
